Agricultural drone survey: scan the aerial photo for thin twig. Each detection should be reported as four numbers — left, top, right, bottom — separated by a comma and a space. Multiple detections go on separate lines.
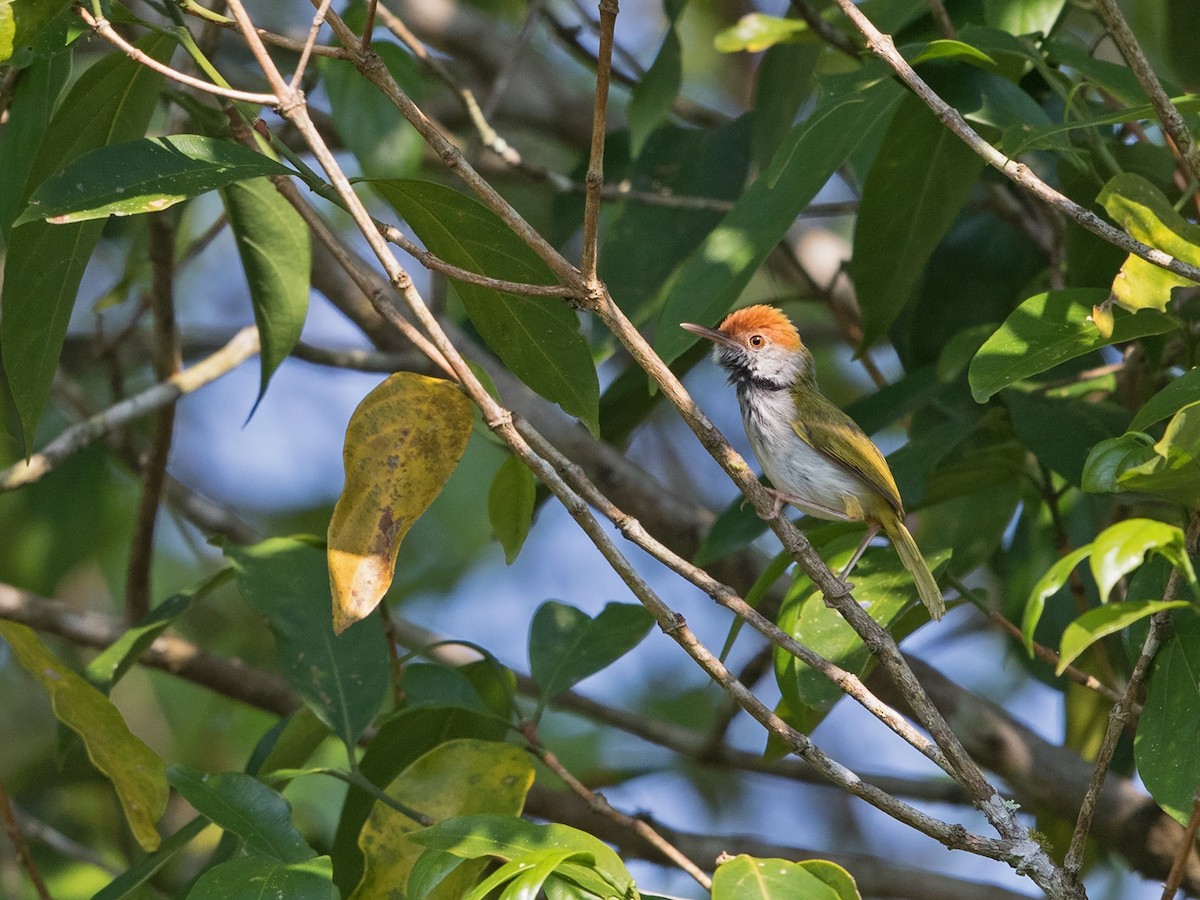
830, 0, 1200, 285
1063, 512, 1200, 878
78, 8, 280, 105
481, 0, 546, 120
179, 0, 353, 59
361, 0, 378, 50
0, 779, 51, 900
1092, 0, 1200, 184
289, 0, 335, 92
524, 726, 713, 889
125, 213, 181, 623
924, 0, 956, 38
0, 328, 260, 491
1162, 792, 1200, 900
788, 0, 859, 58
580, 0, 617, 281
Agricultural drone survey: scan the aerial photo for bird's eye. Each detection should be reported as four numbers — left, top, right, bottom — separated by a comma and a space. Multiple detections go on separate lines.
749, 335, 764, 348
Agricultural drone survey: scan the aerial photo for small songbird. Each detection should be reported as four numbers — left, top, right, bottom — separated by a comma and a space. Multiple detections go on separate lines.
682, 305, 945, 620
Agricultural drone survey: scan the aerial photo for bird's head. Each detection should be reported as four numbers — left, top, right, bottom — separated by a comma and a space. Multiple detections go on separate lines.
681, 305, 809, 389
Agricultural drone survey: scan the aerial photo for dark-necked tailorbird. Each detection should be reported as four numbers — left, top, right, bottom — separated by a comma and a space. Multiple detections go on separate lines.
682, 304, 945, 621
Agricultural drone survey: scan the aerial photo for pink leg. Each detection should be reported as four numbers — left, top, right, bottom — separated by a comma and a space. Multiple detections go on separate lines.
838, 522, 880, 581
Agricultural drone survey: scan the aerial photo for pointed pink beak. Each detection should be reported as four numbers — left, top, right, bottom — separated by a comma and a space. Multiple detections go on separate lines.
681, 321, 740, 351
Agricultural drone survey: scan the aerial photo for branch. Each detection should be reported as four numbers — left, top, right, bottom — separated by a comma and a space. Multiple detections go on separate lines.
525, 785, 1034, 900
830, 0, 1200, 285
0, 778, 51, 900
79, 9, 280, 106
0, 583, 297, 715
870, 656, 1200, 894
0, 327, 260, 491
125, 213, 181, 622
1092, 0, 1200, 185
1064, 511, 1200, 878
580, 0, 617, 280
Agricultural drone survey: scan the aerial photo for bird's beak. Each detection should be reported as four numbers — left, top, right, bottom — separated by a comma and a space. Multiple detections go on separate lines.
681, 321, 739, 351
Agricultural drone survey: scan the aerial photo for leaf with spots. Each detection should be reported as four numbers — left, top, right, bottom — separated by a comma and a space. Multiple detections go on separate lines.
327, 373, 474, 633
0, 621, 167, 851
712, 854, 852, 899
227, 537, 390, 747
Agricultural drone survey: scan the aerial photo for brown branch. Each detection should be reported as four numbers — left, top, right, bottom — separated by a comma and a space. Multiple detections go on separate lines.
580, 0, 617, 281
1163, 793, 1200, 900
180, 1, 353, 59
1064, 511, 1200, 878
526, 784, 1035, 900
1092, 0, 1200, 185
78, 8, 280, 105
787, 0, 859, 59
0, 327, 260, 492
0, 583, 297, 716
288, 0, 336, 92
125, 213, 181, 623
924, 0, 956, 38
0, 779, 51, 900
830, 0, 1200, 285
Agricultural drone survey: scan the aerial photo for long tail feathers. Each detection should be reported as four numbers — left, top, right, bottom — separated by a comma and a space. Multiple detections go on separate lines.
883, 517, 945, 621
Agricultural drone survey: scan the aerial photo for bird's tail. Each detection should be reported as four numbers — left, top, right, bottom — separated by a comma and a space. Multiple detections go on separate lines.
881, 513, 945, 621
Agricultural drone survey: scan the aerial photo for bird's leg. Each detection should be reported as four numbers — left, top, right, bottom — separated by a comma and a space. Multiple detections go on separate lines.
757, 488, 855, 523
839, 522, 880, 581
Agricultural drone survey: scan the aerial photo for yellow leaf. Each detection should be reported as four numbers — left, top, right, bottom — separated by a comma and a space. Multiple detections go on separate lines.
329, 373, 472, 633
0, 622, 168, 851
1090, 302, 1114, 340
351, 739, 534, 900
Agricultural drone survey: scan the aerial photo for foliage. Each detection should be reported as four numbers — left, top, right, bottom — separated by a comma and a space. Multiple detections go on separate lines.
2, 0, 1200, 898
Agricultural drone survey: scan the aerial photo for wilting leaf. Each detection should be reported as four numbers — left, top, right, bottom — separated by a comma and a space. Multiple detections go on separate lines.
329, 373, 473, 632
0, 621, 167, 850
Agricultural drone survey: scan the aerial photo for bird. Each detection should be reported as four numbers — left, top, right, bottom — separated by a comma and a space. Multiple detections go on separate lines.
681, 304, 945, 620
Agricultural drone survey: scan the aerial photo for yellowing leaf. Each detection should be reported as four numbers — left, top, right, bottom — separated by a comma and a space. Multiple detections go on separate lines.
329, 373, 472, 633
351, 739, 534, 900
1098, 173, 1200, 313
0, 621, 167, 850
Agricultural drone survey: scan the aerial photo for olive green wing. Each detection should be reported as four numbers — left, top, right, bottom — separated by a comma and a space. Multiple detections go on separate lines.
791, 398, 905, 518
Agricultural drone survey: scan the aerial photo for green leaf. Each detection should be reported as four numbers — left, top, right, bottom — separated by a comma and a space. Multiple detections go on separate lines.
984, 0, 1066, 36
656, 64, 903, 365
374, 179, 599, 434
1022, 545, 1092, 656
1130, 367, 1200, 432
528, 601, 654, 702
799, 859, 862, 899
1097, 173, 1200, 313
751, 42, 820, 171
488, 454, 536, 564
352, 741, 535, 900
400, 664, 494, 716
221, 175, 311, 411
968, 289, 1179, 402
168, 765, 317, 863
1090, 519, 1195, 603
1058, 600, 1189, 675
852, 92, 984, 346
227, 537, 390, 747
186, 855, 337, 900
463, 849, 582, 900
0, 51, 71, 236
331, 704, 510, 895
85, 590, 195, 695
712, 855, 842, 899
16, 135, 292, 225
0, 621, 167, 851
628, 26, 682, 155
0, 31, 173, 451
1003, 392, 1130, 486
1084, 402, 1200, 506
93, 817, 207, 900
409, 814, 635, 898
931, 66, 1054, 134
0, 0, 69, 66
714, 13, 809, 53
907, 39, 996, 67
321, 43, 423, 178
693, 497, 770, 568
1136, 611, 1200, 826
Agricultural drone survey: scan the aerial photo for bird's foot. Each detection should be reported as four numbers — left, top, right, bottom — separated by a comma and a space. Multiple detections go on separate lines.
756, 487, 790, 520
822, 578, 855, 607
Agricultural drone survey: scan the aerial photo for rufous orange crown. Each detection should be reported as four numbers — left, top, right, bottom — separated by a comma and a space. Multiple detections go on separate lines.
718, 305, 802, 351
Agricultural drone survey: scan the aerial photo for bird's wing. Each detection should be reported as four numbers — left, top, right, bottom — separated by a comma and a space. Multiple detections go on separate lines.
792, 405, 905, 518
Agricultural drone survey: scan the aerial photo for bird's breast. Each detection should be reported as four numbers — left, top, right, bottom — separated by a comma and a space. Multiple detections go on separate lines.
736, 386, 869, 521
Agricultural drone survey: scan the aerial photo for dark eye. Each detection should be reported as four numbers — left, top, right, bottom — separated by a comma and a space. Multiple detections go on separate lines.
749, 335, 764, 348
